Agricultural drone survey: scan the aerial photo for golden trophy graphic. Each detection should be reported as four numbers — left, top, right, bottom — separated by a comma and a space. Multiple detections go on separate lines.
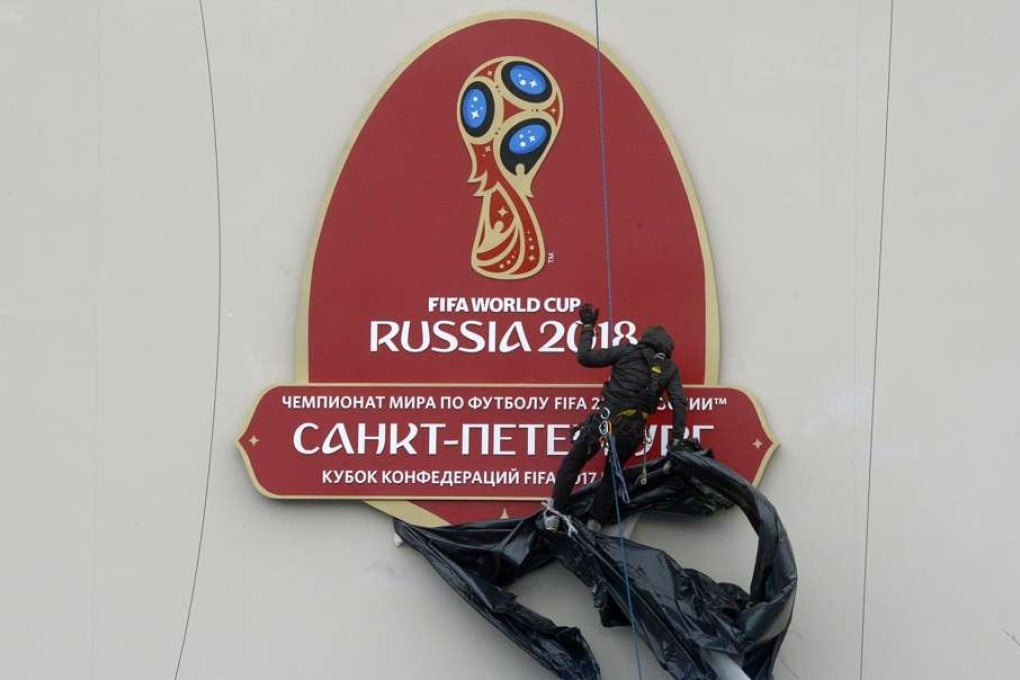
458, 57, 562, 280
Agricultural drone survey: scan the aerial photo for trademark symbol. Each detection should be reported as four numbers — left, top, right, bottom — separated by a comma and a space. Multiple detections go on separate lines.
714, 397, 728, 406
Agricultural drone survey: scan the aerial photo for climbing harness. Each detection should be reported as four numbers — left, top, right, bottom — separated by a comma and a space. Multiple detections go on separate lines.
639, 427, 654, 485
597, 407, 631, 505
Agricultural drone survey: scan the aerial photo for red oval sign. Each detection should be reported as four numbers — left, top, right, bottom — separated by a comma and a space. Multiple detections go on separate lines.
288, 15, 735, 525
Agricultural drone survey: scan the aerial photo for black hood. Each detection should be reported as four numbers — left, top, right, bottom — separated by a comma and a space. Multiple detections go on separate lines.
639, 326, 674, 356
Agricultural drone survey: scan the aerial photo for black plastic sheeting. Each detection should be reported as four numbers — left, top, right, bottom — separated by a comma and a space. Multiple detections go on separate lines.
393, 450, 797, 679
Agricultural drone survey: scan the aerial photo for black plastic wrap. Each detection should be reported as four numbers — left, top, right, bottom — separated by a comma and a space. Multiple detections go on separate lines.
393, 450, 796, 679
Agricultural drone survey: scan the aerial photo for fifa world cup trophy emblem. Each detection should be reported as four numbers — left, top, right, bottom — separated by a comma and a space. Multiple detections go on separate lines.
458, 57, 562, 280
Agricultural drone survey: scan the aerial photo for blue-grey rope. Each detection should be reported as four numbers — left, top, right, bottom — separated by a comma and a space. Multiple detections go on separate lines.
594, 0, 615, 326
593, 1, 643, 675
604, 429, 644, 678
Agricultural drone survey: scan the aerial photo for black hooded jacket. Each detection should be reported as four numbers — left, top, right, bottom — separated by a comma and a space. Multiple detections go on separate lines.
577, 324, 688, 435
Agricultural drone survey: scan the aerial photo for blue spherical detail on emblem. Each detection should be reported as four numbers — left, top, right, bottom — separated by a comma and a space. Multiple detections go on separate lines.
508, 124, 548, 155
461, 86, 488, 129
508, 65, 548, 96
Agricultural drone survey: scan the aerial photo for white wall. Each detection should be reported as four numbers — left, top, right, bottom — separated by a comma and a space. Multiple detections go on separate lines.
863, 1, 1020, 677
1, 1, 1018, 679
1, 2, 217, 678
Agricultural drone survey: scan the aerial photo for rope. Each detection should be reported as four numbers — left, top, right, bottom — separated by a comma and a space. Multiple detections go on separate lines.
592, 2, 643, 675
605, 430, 644, 679
593, 0, 615, 326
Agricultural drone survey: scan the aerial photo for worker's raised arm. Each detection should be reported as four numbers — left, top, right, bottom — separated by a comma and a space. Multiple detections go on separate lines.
575, 303, 626, 367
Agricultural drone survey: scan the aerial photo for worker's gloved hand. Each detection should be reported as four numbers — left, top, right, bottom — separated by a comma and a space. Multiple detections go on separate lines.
578, 302, 599, 325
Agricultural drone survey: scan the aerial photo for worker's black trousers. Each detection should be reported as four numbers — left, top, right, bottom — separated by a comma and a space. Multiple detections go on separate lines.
550, 414, 646, 524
